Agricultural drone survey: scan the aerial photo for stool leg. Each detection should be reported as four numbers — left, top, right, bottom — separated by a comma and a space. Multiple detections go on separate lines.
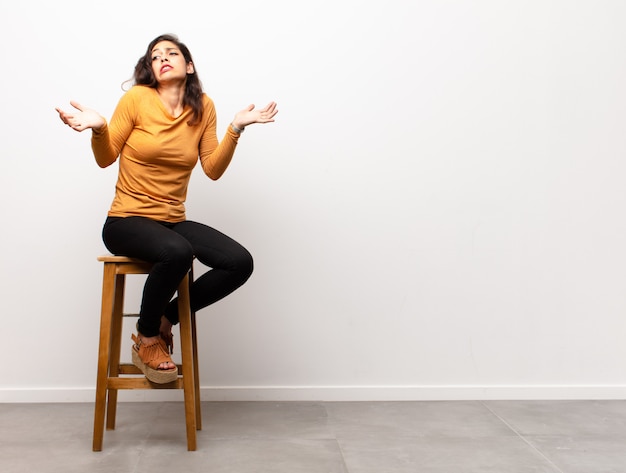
93, 263, 116, 452
191, 312, 202, 430
178, 273, 197, 451
191, 310, 202, 430
188, 264, 202, 430
106, 273, 126, 430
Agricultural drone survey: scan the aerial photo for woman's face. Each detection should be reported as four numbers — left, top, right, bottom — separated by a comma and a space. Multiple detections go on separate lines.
150, 40, 194, 84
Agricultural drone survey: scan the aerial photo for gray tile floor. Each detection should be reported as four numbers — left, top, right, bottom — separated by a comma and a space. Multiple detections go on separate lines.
2, 400, 626, 472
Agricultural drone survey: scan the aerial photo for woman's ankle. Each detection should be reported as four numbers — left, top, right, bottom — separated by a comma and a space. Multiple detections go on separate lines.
137, 332, 160, 344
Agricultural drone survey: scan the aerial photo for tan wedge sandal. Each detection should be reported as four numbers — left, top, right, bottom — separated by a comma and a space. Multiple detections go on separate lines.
131, 333, 178, 384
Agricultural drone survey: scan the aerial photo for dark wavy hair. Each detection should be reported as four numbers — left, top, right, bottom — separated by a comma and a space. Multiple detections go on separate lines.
130, 34, 204, 126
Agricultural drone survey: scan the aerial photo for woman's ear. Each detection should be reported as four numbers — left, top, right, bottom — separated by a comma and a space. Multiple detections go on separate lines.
187, 62, 195, 74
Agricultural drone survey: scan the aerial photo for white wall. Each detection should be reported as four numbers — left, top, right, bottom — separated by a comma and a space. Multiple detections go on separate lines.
2, 0, 626, 402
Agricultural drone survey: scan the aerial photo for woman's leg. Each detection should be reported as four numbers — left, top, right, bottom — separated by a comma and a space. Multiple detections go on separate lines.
163, 221, 254, 324
102, 216, 194, 337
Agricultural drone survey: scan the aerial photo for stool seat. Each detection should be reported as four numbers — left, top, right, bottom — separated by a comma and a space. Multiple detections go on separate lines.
93, 255, 201, 451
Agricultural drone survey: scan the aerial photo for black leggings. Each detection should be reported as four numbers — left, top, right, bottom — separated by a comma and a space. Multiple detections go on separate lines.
102, 216, 253, 337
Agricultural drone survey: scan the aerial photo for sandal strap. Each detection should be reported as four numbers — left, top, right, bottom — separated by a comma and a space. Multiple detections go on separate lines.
132, 334, 175, 370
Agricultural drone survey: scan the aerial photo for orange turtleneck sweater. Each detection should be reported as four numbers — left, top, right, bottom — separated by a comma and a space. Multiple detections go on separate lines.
91, 85, 240, 222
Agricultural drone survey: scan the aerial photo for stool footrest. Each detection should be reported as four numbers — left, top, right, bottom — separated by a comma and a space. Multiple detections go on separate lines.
108, 377, 184, 389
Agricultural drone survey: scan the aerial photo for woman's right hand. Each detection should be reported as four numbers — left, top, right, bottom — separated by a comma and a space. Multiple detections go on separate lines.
55, 100, 105, 132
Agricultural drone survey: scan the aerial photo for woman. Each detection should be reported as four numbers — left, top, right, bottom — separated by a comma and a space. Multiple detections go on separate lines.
56, 34, 278, 383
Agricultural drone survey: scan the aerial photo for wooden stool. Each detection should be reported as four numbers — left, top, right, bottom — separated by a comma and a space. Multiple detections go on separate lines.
93, 255, 202, 451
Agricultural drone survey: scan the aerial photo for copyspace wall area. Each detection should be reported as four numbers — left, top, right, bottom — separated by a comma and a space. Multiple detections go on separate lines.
2, 0, 626, 402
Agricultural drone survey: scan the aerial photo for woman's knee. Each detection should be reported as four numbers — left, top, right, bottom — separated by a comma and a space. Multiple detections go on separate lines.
236, 249, 254, 282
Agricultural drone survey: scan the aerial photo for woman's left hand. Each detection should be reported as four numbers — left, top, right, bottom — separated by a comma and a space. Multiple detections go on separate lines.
232, 101, 278, 130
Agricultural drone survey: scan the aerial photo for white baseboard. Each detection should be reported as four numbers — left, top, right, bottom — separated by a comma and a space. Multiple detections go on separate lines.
2, 385, 626, 403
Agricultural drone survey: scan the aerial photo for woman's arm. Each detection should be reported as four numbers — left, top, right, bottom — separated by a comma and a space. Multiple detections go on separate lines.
56, 92, 137, 168
198, 100, 278, 180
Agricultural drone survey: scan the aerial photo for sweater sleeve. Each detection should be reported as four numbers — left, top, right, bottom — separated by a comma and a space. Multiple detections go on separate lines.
198, 97, 240, 180
90, 90, 137, 168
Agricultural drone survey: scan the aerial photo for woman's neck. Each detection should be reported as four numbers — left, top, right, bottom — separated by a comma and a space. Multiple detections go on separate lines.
156, 83, 185, 118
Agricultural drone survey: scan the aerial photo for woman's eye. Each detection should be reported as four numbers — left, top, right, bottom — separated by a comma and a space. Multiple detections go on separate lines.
151, 55, 161, 61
